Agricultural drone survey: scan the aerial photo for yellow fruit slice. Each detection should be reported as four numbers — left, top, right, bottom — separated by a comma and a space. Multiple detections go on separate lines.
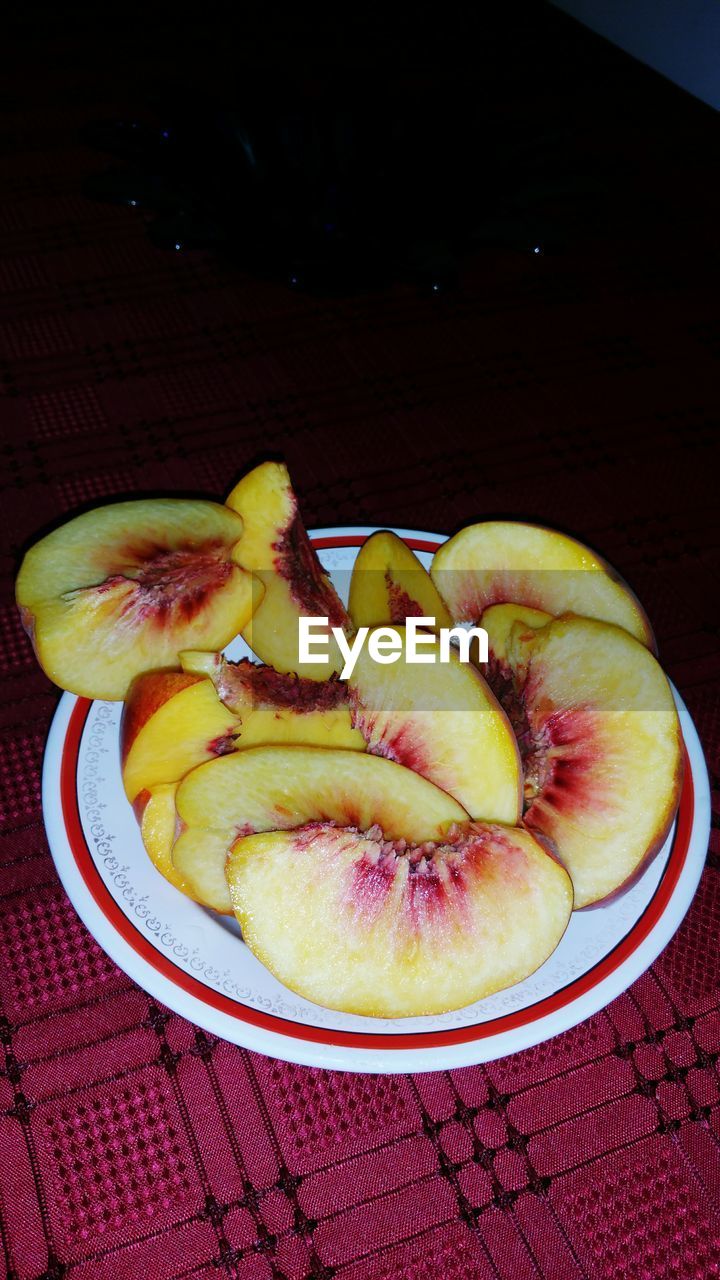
348, 530, 452, 629
348, 625, 521, 822
227, 822, 573, 1016
226, 462, 351, 677
16, 499, 261, 699
432, 521, 655, 650
173, 744, 468, 912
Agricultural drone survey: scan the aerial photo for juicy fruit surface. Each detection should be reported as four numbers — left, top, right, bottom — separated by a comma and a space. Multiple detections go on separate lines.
173, 744, 468, 914
176, 745, 468, 842
121, 672, 238, 802
348, 530, 452, 629
135, 783, 190, 896
180, 653, 364, 750
432, 521, 655, 649
226, 462, 351, 677
498, 616, 682, 907
172, 828, 237, 914
348, 626, 521, 822
16, 499, 259, 700
227, 822, 573, 1017
482, 603, 552, 674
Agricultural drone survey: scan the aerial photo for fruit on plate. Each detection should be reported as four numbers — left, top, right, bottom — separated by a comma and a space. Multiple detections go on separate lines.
486, 613, 682, 907
226, 821, 573, 1016
431, 521, 655, 650
226, 461, 352, 677
173, 745, 468, 913
348, 530, 452, 629
347, 625, 521, 822
133, 783, 190, 896
179, 651, 364, 750
121, 671, 238, 804
15, 499, 261, 700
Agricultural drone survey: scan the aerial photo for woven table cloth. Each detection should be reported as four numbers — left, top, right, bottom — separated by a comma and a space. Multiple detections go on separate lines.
1, 6, 720, 1278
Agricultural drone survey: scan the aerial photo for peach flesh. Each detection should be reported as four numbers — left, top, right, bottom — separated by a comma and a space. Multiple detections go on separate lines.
485, 616, 681, 906
343, 823, 532, 928
227, 819, 573, 1016
113, 543, 233, 627
348, 531, 452, 632
216, 658, 349, 713
431, 521, 655, 650
16, 498, 258, 700
227, 461, 350, 676
386, 578, 427, 621
172, 743, 468, 913
121, 671, 202, 763
347, 625, 522, 823
275, 511, 348, 628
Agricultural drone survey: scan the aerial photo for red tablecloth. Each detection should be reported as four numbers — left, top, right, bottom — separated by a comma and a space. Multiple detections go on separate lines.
2, 9, 720, 1278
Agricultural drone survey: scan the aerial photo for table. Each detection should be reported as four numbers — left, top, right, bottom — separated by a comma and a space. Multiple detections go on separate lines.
1, 5, 719, 1277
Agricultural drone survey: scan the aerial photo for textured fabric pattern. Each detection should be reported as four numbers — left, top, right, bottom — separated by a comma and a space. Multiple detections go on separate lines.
2, 9, 720, 1278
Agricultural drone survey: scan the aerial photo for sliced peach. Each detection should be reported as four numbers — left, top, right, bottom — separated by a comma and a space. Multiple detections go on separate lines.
482, 604, 552, 671
16, 499, 261, 700
121, 671, 238, 803
173, 745, 468, 912
348, 626, 521, 822
134, 783, 190, 896
227, 822, 573, 1016
179, 651, 364, 750
226, 462, 351, 677
170, 828, 235, 913
489, 615, 682, 907
348, 530, 452, 629
431, 521, 655, 650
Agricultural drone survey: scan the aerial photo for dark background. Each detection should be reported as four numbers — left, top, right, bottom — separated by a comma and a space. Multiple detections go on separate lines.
2, 5, 720, 1278
4, 1, 719, 669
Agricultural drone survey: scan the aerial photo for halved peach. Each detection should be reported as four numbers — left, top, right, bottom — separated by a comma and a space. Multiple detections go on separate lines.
227, 822, 573, 1016
179, 651, 364, 750
121, 670, 238, 803
173, 745, 468, 912
16, 499, 261, 699
489, 614, 682, 907
348, 626, 521, 822
348, 530, 452, 630
431, 521, 655, 650
226, 462, 351, 677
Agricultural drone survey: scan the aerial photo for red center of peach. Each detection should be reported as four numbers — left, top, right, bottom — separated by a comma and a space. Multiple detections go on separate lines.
385, 576, 425, 621
111, 543, 233, 625
219, 658, 348, 712
275, 514, 348, 628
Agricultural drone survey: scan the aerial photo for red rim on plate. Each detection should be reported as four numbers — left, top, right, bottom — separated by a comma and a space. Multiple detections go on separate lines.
58, 534, 695, 1051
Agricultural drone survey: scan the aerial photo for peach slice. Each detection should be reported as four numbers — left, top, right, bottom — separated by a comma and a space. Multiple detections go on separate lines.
482, 604, 552, 678
134, 783, 190, 896
226, 462, 352, 677
347, 626, 521, 822
488, 614, 682, 907
16, 499, 261, 700
179, 651, 365, 750
121, 671, 239, 804
227, 822, 573, 1016
170, 829, 236, 914
348, 530, 452, 629
173, 745, 468, 912
431, 521, 655, 649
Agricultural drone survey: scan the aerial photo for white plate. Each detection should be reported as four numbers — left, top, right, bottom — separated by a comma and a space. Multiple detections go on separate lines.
42, 526, 711, 1073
